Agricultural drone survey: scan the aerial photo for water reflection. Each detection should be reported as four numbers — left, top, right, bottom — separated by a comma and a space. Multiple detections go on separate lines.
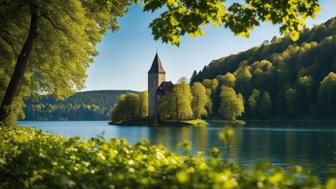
20, 120, 336, 177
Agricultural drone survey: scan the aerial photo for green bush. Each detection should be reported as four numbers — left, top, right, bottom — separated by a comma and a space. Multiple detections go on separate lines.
0, 127, 335, 189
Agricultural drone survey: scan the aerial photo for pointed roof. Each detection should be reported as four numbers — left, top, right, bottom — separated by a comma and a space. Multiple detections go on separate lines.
157, 81, 174, 95
148, 53, 166, 74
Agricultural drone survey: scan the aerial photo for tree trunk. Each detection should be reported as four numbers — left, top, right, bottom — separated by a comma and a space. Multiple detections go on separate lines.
0, 2, 38, 126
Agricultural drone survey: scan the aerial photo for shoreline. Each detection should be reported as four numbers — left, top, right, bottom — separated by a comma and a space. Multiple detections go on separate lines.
108, 119, 208, 127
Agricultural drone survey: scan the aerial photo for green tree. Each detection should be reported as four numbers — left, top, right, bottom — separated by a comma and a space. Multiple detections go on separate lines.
235, 67, 252, 98
158, 78, 193, 120
297, 75, 313, 114
191, 82, 208, 119
251, 60, 273, 90
137, 91, 148, 118
259, 91, 272, 118
204, 88, 213, 116
247, 89, 260, 117
317, 72, 336, 116
202, 79, 218, 92
285, 88, 298, 117
174, 77, 193, 120
202, 79, 219, 114
140, 0, 320, 45
216, 72, 236, 88
111, 95, 127, 122
158, 78, 194, 120
190, 70, 198, 82
218, 86, 244, 120
111, 91, 148, 121
0, 0, 130, 126
158, 93, 173, 120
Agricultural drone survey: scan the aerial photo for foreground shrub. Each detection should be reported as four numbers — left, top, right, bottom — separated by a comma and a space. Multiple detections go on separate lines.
0, 127, 335, 189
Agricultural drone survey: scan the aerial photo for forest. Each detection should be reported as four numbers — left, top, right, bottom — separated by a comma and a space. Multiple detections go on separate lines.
24, 90, 134, 120
191, 17, 336, 119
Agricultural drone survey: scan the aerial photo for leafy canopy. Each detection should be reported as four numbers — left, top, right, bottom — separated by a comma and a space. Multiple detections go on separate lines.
0, 0, 130, 99
111, 91, 148, 122
0, 0, 130, 124
219, 86, 244, 120
191, 18, 336, 119
135, 0, 320, 45
191, 82, 208, 119
158, 77, 196, 120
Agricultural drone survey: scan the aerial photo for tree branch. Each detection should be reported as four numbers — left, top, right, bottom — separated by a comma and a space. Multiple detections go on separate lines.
0, 33, 18, 55
0, 0, 11, 6
41, 14, 67, 33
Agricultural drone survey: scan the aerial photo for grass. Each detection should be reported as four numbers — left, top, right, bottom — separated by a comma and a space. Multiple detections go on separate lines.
180, 119, 208, 126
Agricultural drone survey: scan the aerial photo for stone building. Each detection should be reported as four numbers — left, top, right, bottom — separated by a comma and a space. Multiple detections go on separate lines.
148, 53, 173, 119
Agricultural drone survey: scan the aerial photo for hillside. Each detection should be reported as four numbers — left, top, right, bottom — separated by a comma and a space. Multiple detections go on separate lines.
191, 17, 336, 119
23, 90, 136, 121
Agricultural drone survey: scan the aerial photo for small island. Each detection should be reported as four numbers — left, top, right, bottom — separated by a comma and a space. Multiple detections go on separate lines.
109, 119, 208, 127
109, 53, 244, 126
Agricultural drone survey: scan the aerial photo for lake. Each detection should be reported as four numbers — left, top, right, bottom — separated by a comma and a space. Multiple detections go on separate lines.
19, 120, 336, 178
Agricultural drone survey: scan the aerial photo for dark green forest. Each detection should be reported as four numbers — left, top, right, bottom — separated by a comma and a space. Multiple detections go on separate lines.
23, 90, 135, 120
191, 17, 336, 119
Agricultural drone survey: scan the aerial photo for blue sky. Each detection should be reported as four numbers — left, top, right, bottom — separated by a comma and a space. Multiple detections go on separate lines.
85, 1, 336, 91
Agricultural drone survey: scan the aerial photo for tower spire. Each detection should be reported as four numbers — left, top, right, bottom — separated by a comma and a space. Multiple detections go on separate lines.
148, 53, 165, 74
148, 52, 166, 120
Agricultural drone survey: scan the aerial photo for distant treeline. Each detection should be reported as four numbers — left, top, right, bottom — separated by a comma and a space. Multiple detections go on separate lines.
191, 17, 336, 119
23, 90, 136, 120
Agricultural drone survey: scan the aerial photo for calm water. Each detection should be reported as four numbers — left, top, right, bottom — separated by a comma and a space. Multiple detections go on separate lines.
19, 120, 336, 178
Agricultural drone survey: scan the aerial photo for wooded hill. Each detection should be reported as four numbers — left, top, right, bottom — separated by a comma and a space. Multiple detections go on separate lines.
23, 90, 136, 121
191, 17, 336, 119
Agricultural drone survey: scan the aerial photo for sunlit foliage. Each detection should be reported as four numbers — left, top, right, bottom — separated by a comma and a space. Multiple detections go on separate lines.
202, 79, 219, 115
247, 89, 260, 117
191, 82, 208, 119
217, 72, 236, 88
159, 77, 193, 120
0, 127, 334, 188
219, 86, 244, 120
0, 0, 130, 125
192, 17, 336, 119
136, 0, 320, 45
111, 91, 148, 122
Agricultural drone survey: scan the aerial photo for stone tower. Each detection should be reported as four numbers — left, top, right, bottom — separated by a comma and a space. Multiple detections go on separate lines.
148, 53, 166, 119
